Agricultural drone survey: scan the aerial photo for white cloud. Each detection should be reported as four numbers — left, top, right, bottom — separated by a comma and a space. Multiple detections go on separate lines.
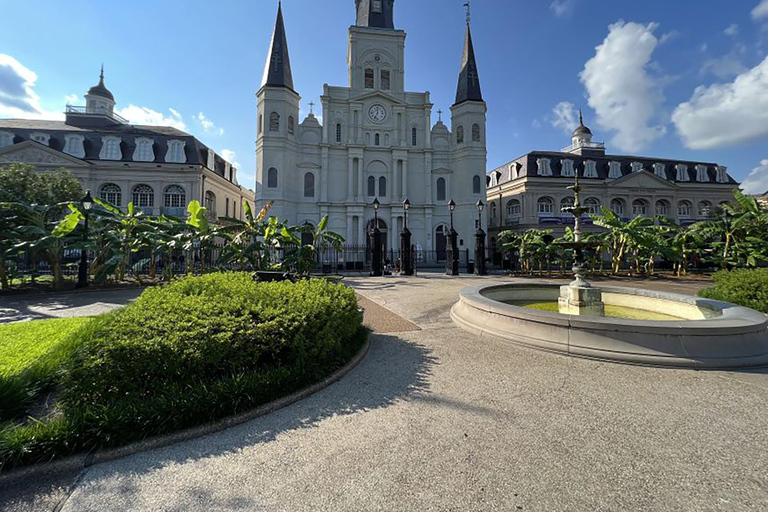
672, 56, 768, 149
701, 54, 748, 79
64, 93, 79, 105
752, 0, 768, 20
724, 24, 740, 37
220, 149, 241, 170
116, 105, 187, 131
196, 112, 224, 136
580, 21, 666, 152
550, 0, 576, 17
550, 101, 579, 134
700, 42, 709, 53
0, 54, 63, 120
742, 159, 768, 194
659, 30, 679, 45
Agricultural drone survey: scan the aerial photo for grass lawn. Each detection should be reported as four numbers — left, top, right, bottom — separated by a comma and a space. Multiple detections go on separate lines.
0, 317, 91, 421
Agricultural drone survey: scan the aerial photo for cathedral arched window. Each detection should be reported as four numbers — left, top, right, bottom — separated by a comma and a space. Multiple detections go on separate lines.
269, 112, 280, 132
336, 123, 342, 143
99, 183, 121, 207
456, 126, 464, 144
472, 123, 480, 142
375, 133, 380, 146
379, 177, 387, 197
367, 176, 376, 197
164, 185, 185, 208
473, 175, 481, 194
436, 177, 446, 202
411, 127, 417, 146
267, 167, 278, 188
132, 184, 154, 208
288, 116, 295, 135
304, 172, 315, 198
365, 68, 374, 89
380, 69, 390, 90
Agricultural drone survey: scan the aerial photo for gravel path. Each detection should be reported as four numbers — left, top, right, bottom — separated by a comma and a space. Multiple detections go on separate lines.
3, 274, 767, 511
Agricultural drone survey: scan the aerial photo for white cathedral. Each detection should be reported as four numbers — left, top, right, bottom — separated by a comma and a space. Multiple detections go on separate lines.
255, 0, 487, 262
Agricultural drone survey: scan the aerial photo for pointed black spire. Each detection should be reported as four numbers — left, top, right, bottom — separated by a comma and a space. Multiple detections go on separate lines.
262, 2, 294, 90
356, 0, 395, 29
454, 17, 483, 106
88, 64, 114, 101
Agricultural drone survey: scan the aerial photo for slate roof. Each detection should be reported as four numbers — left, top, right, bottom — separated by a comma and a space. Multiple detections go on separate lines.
454, 23, 483, 106
356, 0, 395, 29
0, 118, 233, 179
262, 2, 294, 91
87, 67, 115, 101
488, 150, 738, 185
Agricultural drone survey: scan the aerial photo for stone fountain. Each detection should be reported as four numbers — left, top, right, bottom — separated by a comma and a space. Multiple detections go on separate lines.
557, 175, 605, 316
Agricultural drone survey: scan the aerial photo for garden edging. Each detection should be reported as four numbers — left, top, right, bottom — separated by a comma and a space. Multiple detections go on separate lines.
0, 335, 370, 485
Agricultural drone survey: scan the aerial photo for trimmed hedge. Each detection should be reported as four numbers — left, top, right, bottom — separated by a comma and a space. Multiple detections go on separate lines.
698, 269, 768, 313
0, 273, 365, 469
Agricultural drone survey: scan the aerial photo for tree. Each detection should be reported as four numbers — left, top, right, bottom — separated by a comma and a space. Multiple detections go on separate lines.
0, 164, 83, 205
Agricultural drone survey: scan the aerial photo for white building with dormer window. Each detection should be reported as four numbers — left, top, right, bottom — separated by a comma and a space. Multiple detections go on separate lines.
255, 1, 487, 263
0, 69, 253, 220
485, 111, 739, 252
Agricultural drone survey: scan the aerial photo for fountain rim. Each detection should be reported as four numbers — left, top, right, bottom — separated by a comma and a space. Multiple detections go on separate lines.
460, 281, 768, 335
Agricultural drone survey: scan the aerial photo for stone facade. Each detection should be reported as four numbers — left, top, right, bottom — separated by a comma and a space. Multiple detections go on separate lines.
255, 2, 487, 259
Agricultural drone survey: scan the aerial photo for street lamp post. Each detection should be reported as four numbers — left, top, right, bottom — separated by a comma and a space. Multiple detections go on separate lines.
400, 198, 413, 276
446, 199, 459, 276
76, 190, 94, 289
370, 198, 383, 276
475, 200, 487, 276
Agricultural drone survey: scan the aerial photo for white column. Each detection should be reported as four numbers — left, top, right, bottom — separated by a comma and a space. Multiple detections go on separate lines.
357, 158, 364, 199
347, 155, 355, 201
391, 155, 398, 201
402, 159, 408, 199
424, 109, 432, 148
346, 211, 354, 244
321, 99, 329, 144
321, 148, 329, 203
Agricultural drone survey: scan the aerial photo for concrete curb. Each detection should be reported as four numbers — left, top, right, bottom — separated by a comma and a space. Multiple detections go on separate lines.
0, 337, 371, 485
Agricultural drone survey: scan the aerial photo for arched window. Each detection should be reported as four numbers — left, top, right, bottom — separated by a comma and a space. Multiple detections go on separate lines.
560, 196, 574, 214
698, 201, 712, 217
336, 123, 342, 143
267, 167, 278, 188
585, 197, 600, 215
258, 114, 263, 134
380, 69, 390, 90
99, 183, 121, 206
164, 185, 185, 208
472, 123, 481, 142
610, 198, 625, 216
132, 184, 154, 208
375, 133, 380, 146
632, 199, 649, 216
412, 127, 417, 146
269, 112, 280, 132
490, 202, 497, 223
204, 190, 216, 212
538, 196, 555, 215
655, 200, 670, 217
507, 199, 521, 217
304, 172, 315, 198
379, 177, 387, 197
365, 68, 374, 88
436, 177, 446, 201
677, 200, 692, 218
473, 175, 481, 194
288, 116, 295, 135
456, 126, 464, 144
367, 176, 376, 197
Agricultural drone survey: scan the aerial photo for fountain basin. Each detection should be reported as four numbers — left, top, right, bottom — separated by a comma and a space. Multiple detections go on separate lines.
451, 282, 768, 369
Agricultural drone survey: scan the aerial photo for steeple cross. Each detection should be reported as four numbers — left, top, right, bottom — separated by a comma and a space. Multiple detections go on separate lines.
464, 2, 471, 25
309, 101, 315, 115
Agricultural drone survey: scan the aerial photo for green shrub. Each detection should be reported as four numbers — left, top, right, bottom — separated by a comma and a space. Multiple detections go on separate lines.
698, 269, 768, 313
62, 273, 364, 444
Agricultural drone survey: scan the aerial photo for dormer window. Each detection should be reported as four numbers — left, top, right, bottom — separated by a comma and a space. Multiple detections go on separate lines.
365, 68, 374, 89
675, 164, 689, 182
372, 0, 382, 13
207, 149, 215, 170
716, 166, 728, 183
696, 165, 709, 182
631, 162, 643, 173
653, 163, 666, 179
584, 160, 598, 178
133, 138, 155, 162
166, 140, 186, 163
561, 159, 575, 177
536, 158, 552, 176
0, 131, 14, 148
64, 135, 85, 158
381, 69, 390, 90
608, 161, 622, 179
99, 136, 122, 160
30, 133, 50, 146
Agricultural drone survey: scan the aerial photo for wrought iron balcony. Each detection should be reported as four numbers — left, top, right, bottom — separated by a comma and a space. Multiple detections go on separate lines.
65, 105, 129, 125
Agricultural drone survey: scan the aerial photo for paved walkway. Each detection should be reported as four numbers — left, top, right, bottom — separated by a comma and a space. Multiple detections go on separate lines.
3, 274, 768, 511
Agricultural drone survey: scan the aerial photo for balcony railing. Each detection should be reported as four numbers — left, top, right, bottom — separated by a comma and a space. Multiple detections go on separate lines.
561, 141, 606, 153
65, 105, 129, 125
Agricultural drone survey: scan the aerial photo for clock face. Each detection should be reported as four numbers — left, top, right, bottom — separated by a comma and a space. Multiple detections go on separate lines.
368, 104, 387, 123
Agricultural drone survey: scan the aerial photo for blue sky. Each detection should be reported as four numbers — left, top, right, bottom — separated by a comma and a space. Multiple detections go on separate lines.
2, 0, 768, 194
